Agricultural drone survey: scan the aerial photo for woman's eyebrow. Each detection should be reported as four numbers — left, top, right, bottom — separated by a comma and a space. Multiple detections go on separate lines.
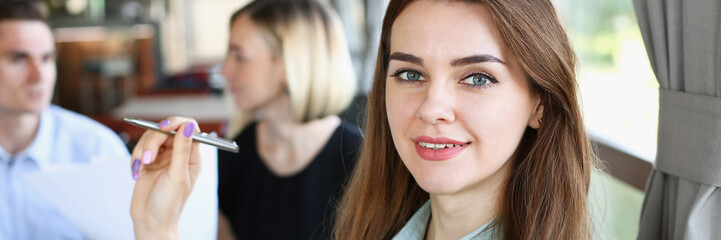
228, 43, 242, 52
450, 54, 505, 67
389, 52, 423, 65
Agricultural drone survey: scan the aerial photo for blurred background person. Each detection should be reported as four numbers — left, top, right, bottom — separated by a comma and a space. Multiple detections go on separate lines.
218, 0, 361, 238
0, 1, 129, 239
128, 0, 362, 239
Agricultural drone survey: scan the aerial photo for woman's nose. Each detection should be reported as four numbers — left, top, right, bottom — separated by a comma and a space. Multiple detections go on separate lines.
220, 62, 231, 79
415, 81, 456, 124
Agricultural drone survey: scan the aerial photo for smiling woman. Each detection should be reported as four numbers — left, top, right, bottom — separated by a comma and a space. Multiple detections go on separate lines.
386, 0, 542, 200
333, 0, 600, 239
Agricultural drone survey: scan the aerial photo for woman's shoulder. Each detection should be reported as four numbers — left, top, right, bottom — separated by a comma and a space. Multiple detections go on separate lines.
312, 120, 363, 169
218, 121, 260, 162
333, 120, 363, 150
232, 121, 260, 143
337, 120, 363, 138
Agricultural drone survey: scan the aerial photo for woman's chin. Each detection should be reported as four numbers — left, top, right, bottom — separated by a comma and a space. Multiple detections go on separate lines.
412, 173, 465, 196
233, 100, 255, 111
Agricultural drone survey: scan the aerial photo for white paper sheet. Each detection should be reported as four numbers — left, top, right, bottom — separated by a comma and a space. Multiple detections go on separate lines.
23, 145, 218, 240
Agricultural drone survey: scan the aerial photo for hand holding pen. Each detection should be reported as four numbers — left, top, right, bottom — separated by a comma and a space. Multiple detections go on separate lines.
129, 116, 201, 240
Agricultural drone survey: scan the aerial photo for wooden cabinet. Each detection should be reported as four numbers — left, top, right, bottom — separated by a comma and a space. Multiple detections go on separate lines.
53, 24, 159, 115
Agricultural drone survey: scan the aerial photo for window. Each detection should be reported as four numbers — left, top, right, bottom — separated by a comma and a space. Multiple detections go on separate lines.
557, 0, 659, 162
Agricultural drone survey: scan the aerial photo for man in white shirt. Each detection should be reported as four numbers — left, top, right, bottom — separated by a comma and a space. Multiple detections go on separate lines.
0, 1, 129, 239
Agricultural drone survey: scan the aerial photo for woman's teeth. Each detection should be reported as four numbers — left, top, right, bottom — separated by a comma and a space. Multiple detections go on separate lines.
417, 142, 467, 150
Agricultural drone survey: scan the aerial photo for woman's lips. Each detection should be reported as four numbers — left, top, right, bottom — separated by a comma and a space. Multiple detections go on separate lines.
229, 86, 240, 95
412, 136, 470, 161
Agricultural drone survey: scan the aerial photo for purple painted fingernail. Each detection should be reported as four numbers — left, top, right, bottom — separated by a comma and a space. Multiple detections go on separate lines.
158, 120, 171, 127
142, 150, 152, 164
132, 159, 141, 171
183, 122, 195, 138
132, 159, 141, 180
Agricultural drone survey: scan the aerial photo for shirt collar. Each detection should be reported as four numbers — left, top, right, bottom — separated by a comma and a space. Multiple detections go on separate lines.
392, 200, 499, 240
0, 142, 10, 163
17, 107, 55, 170
393, 200, 431, 240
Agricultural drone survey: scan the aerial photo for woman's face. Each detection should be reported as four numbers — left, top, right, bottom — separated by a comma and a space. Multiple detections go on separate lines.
386, 1, 543, 195
221, 15, 286, 111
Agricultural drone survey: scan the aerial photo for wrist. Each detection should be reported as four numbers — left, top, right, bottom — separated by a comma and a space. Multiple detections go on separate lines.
134, 221, 180, 240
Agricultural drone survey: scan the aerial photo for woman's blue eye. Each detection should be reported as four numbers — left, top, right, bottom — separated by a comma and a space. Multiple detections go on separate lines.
12, 55, 26, 64
461, 73, 496, 86
397, 70, 425, 81
226, 52, 244, 62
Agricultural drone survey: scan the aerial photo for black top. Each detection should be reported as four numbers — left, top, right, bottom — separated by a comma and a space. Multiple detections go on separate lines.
218, 121, 362, 240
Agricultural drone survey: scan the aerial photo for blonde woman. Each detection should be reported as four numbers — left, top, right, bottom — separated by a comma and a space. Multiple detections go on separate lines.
128, 0, 360, 239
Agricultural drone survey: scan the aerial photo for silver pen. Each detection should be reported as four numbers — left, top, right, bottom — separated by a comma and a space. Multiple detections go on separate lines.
123, 117, 240, 153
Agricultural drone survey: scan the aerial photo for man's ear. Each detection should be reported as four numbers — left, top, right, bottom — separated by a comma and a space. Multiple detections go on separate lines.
528, 98, 544, 129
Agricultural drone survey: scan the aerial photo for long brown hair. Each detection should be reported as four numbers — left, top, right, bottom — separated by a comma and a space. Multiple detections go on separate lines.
334, 0, 596, 239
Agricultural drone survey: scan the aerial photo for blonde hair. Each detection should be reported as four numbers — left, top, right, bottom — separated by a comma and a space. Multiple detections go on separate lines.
226, 0, 356, 137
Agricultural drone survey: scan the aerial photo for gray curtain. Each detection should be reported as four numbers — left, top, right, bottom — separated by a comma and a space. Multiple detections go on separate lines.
633, 0, 721, 239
